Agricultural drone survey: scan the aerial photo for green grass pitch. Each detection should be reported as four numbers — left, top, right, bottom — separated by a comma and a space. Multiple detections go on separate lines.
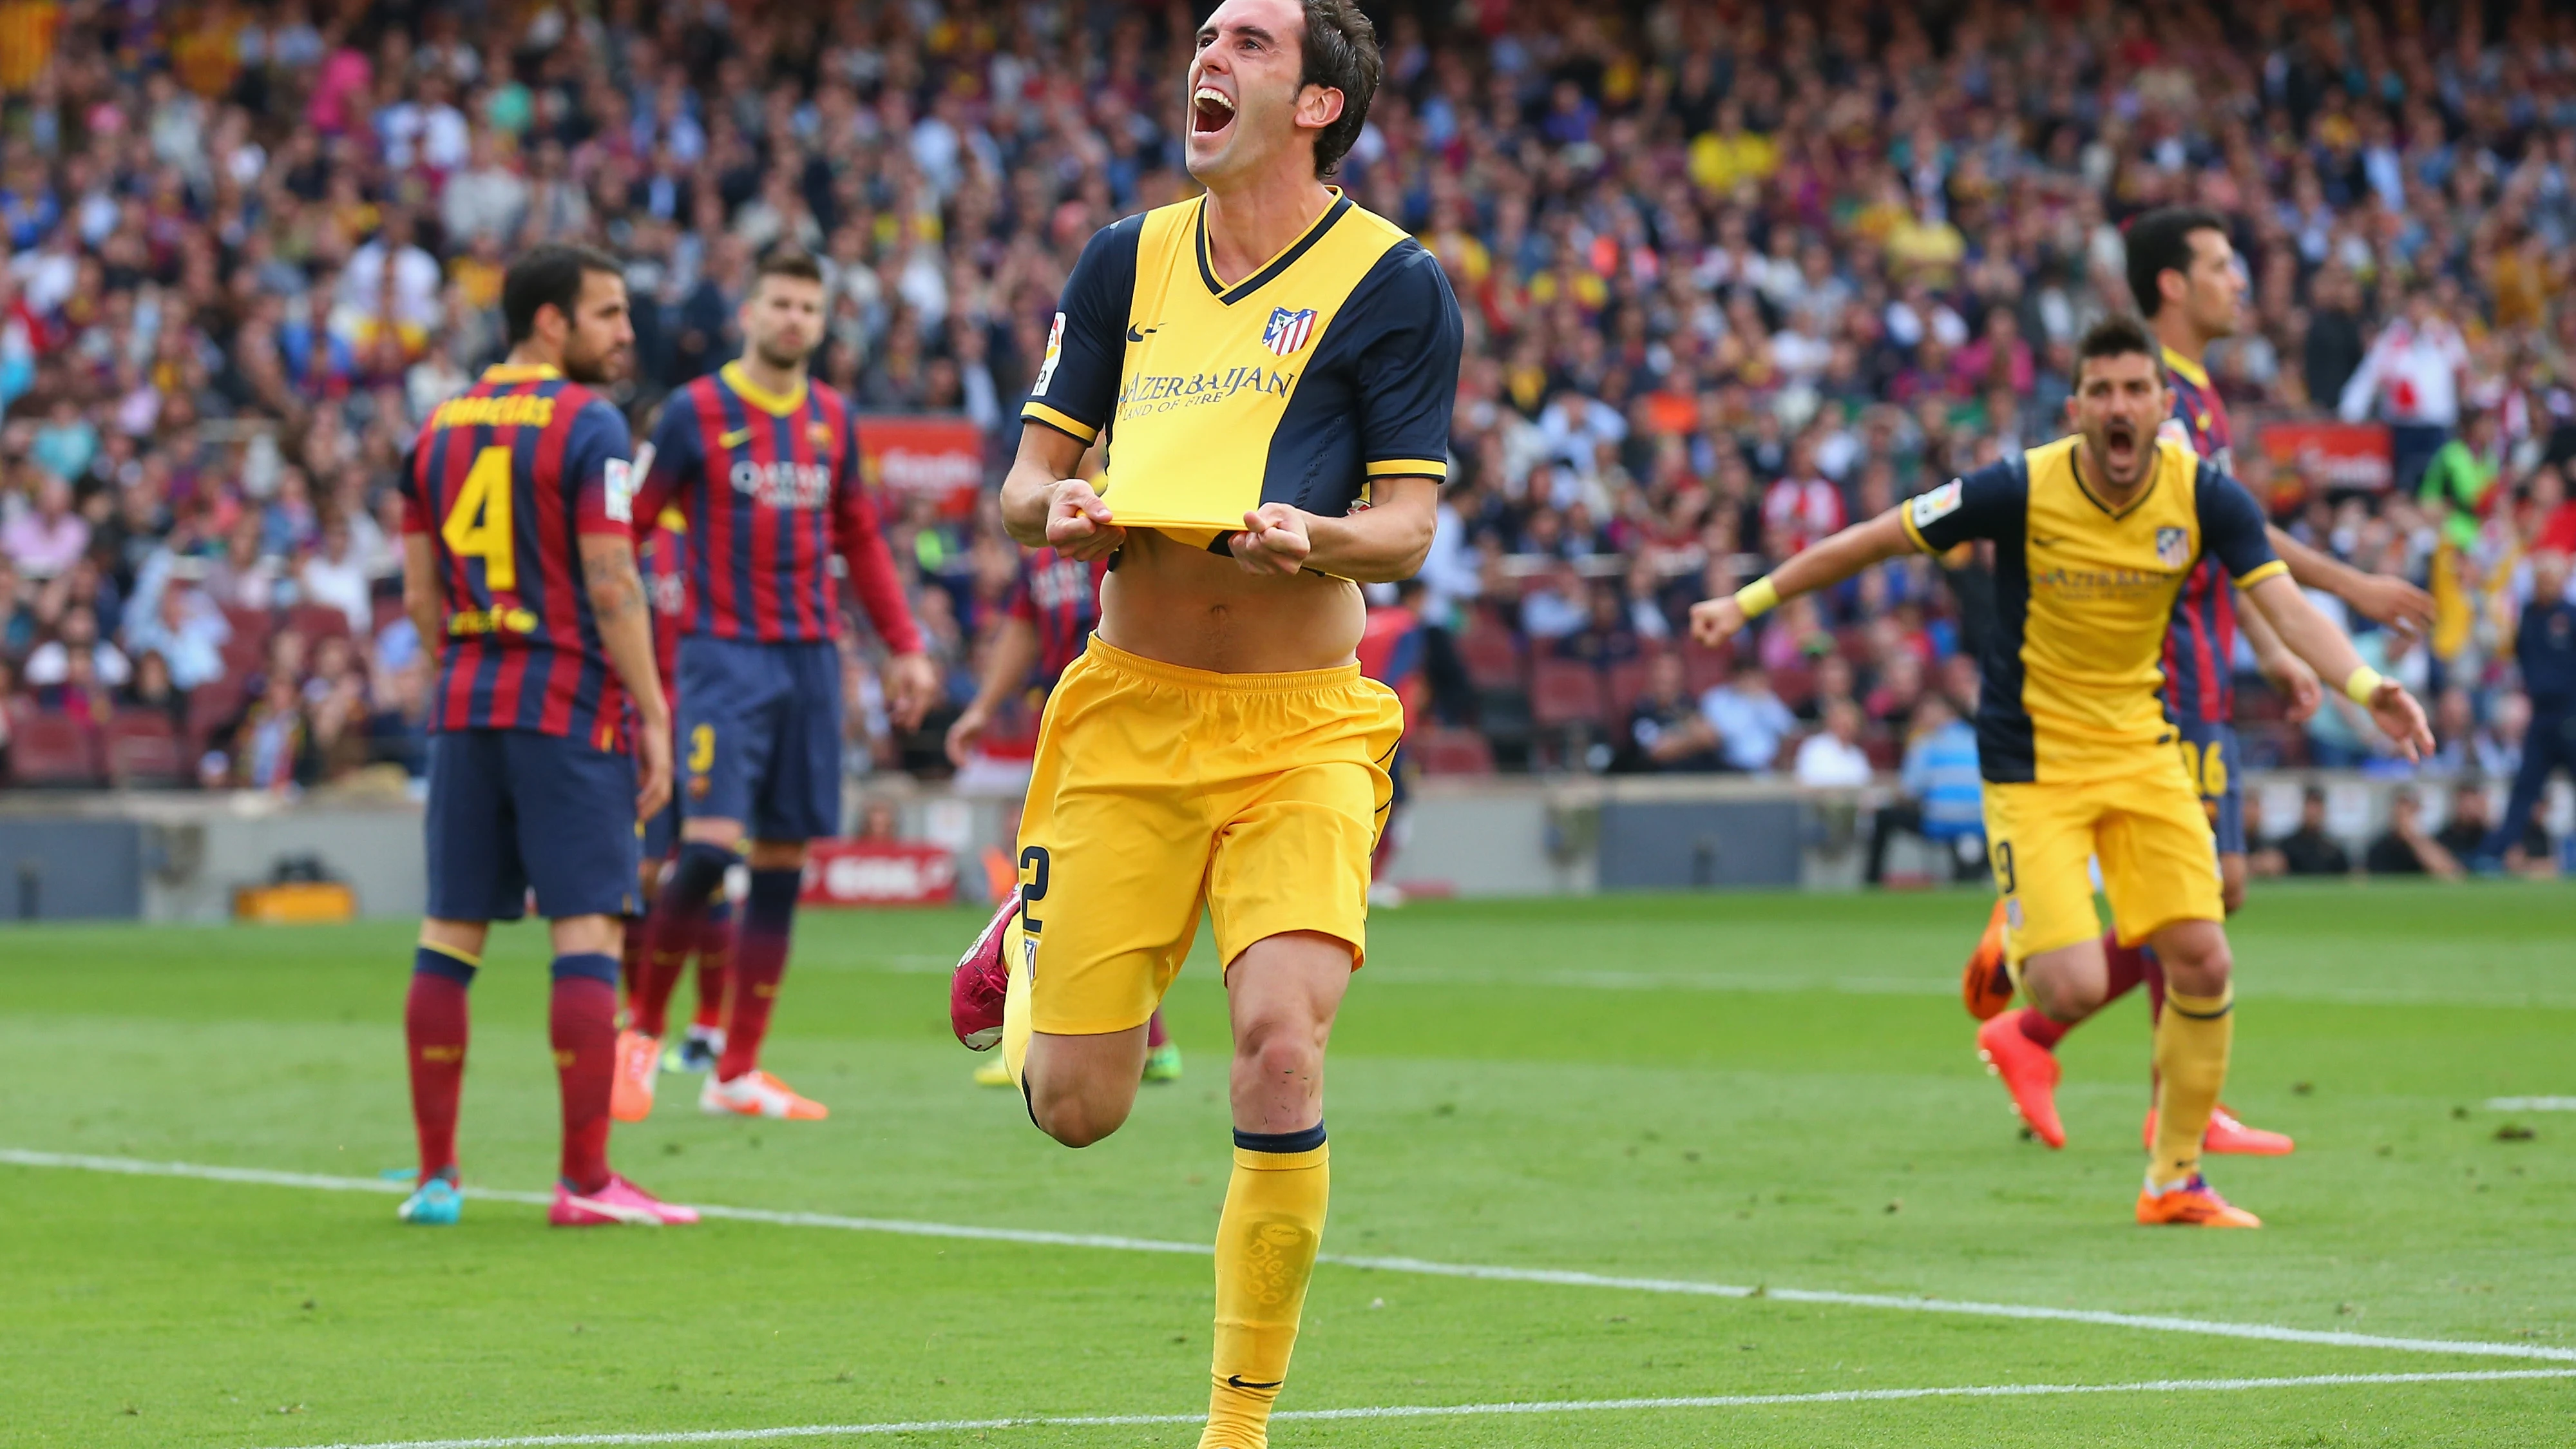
3, 882, 2573, 1448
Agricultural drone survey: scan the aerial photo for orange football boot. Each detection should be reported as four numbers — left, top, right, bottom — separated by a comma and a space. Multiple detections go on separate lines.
2143, 1104, 2295, 1156
1960, 897, 2014, 1021
2136, 1175, 2262, 1227
610, 1029, 660, 1123
1976, 1011, 2065, 1148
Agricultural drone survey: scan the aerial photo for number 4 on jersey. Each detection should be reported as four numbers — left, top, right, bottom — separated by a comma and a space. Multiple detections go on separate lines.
442, 446, 517, 590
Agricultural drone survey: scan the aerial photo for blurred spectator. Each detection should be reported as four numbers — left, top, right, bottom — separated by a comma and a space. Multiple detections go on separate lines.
1867, 694, 1985, 885
2339, 283, 2468, 490
124, 578, 231, 691
1700, 660, 1796, 775
299, 517, 373, 636
229, 671, 309, 793
35, 643, 113, 726
5, 472, 86, 578
24, 606, 129, 689
119, 649, 189, 734
1613, 651, 1721, 774
2363, 788, 2464, 881
2272, 787, 2352, 878
1792, 699, 1873, 787
2434, 782, 2499, 865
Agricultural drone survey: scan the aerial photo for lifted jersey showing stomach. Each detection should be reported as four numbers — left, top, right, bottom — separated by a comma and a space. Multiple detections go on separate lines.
1899, 435, 2286, 784
1021, 191, 1462, 546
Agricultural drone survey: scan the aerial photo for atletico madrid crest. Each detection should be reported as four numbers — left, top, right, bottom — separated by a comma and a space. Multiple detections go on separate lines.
1262, 306, 1317, 357
2155, 526, 2190, 568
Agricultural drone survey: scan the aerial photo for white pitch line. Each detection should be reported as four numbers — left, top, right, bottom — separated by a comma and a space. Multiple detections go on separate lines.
259, 1369, 2576, 1449
8, 1147, 2571, 1365
2485, 1097, 2576, 1111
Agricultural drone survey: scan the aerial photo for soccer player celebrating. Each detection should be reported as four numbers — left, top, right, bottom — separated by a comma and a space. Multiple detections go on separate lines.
1695, 317, 2430, 1227
616, 249, 937, 1123
1960, 207, 2434, 1153
396, 243, 694, 1229
948, 0, 1460, 1440
948, 544, 1182, 1088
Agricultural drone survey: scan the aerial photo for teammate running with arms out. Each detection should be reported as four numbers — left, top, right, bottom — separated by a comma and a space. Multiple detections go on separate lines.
396, 243, 695, 1229
946, 0, 1460, 1440
1695, 317, 2430, 1227
618, 503, 732, 1088
947, 542, 1182, 1088
615, 248, 937, 1124
1961, 207, 2436, 1153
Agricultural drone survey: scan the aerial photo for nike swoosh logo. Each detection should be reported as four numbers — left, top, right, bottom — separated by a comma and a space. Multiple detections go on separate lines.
1226, 1376, 1284, 1390
1125, 324, 1161, 342
718, 427, 753, 448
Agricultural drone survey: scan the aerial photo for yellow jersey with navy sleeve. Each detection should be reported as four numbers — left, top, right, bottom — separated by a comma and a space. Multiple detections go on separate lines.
1019, 189, 1463, 546
1900, 434, 2287, 784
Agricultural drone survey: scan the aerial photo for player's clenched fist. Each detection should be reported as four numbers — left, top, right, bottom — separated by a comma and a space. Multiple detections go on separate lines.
1688, 595, 1748, 648
1044, 478, 1125, 560
1228, 503, 1311, 576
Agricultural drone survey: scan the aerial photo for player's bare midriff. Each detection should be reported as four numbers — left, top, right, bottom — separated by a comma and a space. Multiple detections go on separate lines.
1094, 527, 1366, 674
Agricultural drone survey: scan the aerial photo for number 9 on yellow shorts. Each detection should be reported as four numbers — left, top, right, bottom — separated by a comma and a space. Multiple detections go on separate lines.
1981, 758, 2224, 964
1014, 638, 1402, 1037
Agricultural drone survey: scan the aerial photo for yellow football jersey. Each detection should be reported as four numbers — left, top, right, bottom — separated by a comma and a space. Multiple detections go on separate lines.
1901, 434, 2287, 783
1019, 189, 1462, 545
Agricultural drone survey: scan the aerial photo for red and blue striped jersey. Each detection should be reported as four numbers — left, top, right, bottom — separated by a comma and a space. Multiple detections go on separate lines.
633, 362, 924, 654
2156, 345, 2240, 725
401, 363, 637, 748
641, 506, 688, 698
1004, 548, 1109, 687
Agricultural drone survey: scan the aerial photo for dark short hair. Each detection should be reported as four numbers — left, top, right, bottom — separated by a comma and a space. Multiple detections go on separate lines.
1300, 0, 1381, 180
2124, 206, 2227, 318
2073, 314, 2162, 387
754, 247, 825, 287
501, 243, 624, 345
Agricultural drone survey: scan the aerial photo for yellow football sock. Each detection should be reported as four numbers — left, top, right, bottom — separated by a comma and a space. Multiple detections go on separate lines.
999, 912, 1034, 1092
2151, 985, 2233, 1187
1201, 1128, 1330, 1449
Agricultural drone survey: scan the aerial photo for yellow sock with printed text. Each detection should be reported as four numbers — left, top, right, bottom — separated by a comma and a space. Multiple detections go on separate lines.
2151, 986, 2234, 1188
1200, 1128, 1330, 1449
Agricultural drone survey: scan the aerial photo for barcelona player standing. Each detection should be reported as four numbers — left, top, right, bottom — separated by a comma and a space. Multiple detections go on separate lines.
617, 249, 936, 1123
396, 243, 694, 1229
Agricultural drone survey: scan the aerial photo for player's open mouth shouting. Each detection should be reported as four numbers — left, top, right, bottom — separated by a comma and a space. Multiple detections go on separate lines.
2100, 414, 2141, 476
1192, 82, 1236, 141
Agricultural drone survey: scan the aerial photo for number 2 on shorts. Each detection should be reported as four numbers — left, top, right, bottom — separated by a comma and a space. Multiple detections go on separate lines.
1018, 845, 1050, 932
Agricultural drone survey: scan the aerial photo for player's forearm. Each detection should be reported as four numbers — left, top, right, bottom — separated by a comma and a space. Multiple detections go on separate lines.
2235, 585, 2291, 664
1002, 422, 1092, 548
2269, 526, 2365, 600
1767, 510, 1917, 603
582, 537, 671, 730
2246, 574, 2366, 686
1301, 482, 1436, 582
401, 537, 443, 657
970, 617, 1042, 711
840, 535, 926, 655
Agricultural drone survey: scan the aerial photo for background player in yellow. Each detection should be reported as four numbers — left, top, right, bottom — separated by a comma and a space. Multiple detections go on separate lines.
946, 1, 1461, 1444
1692, 318, 2431, 1229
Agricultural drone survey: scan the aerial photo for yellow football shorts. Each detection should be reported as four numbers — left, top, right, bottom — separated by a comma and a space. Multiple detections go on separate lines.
1013, 637, 1402, 1037
1981, 753, 2224, 964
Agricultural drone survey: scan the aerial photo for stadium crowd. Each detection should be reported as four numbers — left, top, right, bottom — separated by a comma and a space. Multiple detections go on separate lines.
0, 0, 2571, 862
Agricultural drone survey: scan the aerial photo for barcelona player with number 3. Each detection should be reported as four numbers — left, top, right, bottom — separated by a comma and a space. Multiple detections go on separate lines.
1960, 209, 2436, 1155
1697, 316, 2431, 1227
615, 249, 937, 1124
394, 243, 694, 1229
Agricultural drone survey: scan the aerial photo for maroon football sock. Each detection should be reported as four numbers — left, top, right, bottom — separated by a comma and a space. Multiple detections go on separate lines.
716, 870, 799, 1083
692, 904, 734, 1031
2142, 945, 2167, 1023
2100, 930, 2149, 1002
405, 950, 475, 1184
549, 957, 620, 1194
2016, 1006, 2071, 1050
1147, 1009, 1171, 1049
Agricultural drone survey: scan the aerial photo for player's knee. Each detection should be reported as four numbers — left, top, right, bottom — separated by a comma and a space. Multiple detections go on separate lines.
1232, 1016, 1328, 1100
2023, 966, 2104, 1023
2154, 925, 2232, 995
746, 839, 807, 871
1029, 1082, 1132, 1148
